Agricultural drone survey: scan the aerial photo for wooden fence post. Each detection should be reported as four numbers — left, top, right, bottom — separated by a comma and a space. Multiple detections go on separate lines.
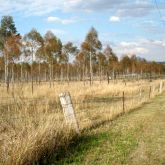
159, 81, 163, 93
59, 92, 80, 134
149, 86, 152, 99
122, 91, 125, 114
152, 85, 155, 96
139, 88, 142, 97
107, 72, 110, 84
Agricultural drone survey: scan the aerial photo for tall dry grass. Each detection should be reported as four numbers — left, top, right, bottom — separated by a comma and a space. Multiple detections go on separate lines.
0, 79, 164, 164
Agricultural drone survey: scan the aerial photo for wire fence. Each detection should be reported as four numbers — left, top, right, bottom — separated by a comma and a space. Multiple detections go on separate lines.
0, 80, 164, 133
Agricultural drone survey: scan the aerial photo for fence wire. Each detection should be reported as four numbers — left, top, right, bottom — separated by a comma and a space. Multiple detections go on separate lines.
0, 82, 164, 131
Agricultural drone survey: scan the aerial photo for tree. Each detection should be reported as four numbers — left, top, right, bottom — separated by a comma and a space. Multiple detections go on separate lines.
0, 16, 18, 92
23, 28, 43, 93
0, 57, 4, 80
75, 51, 86, 82
4, 34, 22, 85
130, 55, 137, 73
96, 52, 106, 83
37, 31, 62, 87
103, 45, 118, 79
63, 42, 77, 84
84, 27, 102, 85
120, 55, 131, 75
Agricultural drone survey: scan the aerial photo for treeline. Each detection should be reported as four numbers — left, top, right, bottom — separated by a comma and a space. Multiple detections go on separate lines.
0, 16, 165, 92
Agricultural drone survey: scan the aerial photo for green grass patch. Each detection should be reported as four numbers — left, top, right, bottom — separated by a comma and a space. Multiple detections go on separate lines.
48, 124, 140, 165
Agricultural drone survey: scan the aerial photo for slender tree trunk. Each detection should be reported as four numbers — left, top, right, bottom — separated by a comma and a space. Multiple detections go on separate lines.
52, 62, 54, 87
107, 71, 110, 84
4, 39, 9, 92
60, 66, 63, 83
89, 50, 93, 86
49, 63, 51, 88
4, 50, 9, 92
67, 62, 69, 85
21, 63, 23, 82
45, 68, 47, 82
99, 62, 101, 83
4, 53, 7, 84
11, 63, 15, 91
38, 63, 41, 84
86, 65, 88, 85
6, 54, 9, 92
25, 70, 28, 83
83, 62, 85, 86
31, 53, 34, 94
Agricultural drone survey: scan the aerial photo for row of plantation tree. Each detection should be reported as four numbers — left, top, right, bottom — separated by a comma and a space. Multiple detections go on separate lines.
0, 16, 165, 92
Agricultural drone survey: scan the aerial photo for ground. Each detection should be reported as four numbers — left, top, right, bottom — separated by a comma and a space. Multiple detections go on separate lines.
49, 92, 165, 165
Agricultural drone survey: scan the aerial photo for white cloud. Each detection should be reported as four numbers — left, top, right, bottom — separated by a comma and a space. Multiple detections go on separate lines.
127, 47, 148, 55
120, 41, 138, 47
47, 16, 78, 24
47, 17, 60, 23
116, 1, 153, 17
138, 39, 165, 47
0, 0, 160, 17
111, 41, 148, 57
111, 39, 165, 61
109, 16, 120, 22
119, 45, 148, 55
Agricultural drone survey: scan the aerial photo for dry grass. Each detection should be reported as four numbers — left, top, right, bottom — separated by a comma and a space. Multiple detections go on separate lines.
0, 79, 164, 164
50, 93, 165, 165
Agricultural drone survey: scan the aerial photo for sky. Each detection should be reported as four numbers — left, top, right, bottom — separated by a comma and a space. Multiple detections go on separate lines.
0, 0, 165, 61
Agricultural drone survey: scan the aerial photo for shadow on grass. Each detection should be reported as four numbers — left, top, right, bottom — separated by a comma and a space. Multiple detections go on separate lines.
40, 98, 154, 165
40, 132, 109, 165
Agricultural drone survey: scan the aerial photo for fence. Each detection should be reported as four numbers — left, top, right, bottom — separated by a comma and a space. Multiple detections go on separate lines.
0, 80, 164, 132
59, 81, 165, 132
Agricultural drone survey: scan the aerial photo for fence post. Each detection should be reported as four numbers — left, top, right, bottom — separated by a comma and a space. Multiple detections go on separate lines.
159, 81, 163, 93
59, 92, 80, 134
122, 91, 125, 114
139, 88, 142, 97
152, 85, 155, 96
107, 72, 110, 84
149, 86, 152, 99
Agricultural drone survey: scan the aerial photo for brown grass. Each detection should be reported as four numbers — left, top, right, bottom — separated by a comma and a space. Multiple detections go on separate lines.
0, 79, 164, 164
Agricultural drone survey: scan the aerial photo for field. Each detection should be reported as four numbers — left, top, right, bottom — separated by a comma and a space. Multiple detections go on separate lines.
50, 92, 165, 165
0, 79, 165, 164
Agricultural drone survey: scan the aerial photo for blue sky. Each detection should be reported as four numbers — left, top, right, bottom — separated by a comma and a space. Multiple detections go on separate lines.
0, 0, 165, 61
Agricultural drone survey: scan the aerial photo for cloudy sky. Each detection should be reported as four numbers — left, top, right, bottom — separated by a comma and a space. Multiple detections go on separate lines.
0, 0, 165, 61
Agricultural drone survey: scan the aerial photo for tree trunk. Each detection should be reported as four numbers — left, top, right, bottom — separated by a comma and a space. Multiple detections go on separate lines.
60, 66, 63, 83
49, 62, 52, 88
83, 62, 85, 86
11, 63, 15, 91
52, 62, 54, 87
67, 62, 70, 85
99, 63, 101, 83
107, 71, 110, 84
6, 54, 9, 92
89, 50, 93, 86
38, 63, 41, 84
31, 54, 34, 94
21, 64, 23, 82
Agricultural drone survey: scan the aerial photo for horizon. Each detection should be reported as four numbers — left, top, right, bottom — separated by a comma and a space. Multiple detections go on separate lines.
0, 0, 165, 61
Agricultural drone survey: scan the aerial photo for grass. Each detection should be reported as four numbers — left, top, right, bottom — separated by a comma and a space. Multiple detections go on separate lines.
0, 79, 164, 164
49, 92, 165, 165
